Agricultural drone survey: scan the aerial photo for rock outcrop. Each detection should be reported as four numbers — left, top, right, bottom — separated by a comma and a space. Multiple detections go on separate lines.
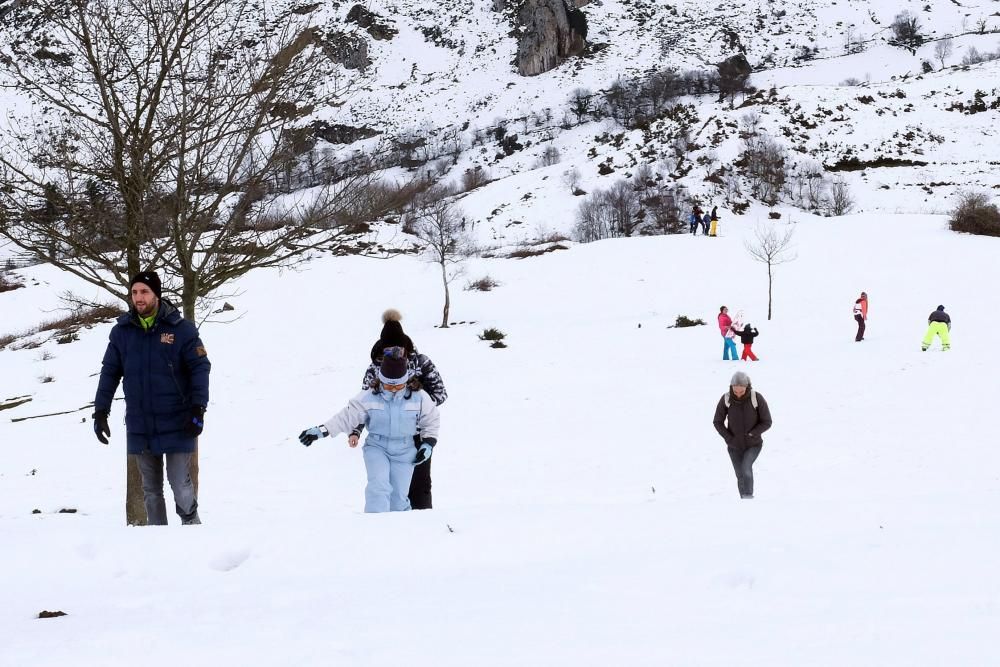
314, 30, 370, 70
514, 0, 587, 77
346, 4, 397, 41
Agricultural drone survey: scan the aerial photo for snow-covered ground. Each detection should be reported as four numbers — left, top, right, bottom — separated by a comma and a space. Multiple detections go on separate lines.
3, 211, 999, 665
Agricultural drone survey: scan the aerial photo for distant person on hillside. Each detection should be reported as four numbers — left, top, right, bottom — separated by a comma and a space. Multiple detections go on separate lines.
355, 309, 447, 510
718, 306, 738, 360
701, 211, 711, 236
853, 291, 868, 341
713, 371, 773, 499
689, 206, 702, 235
709, 206, 720, 237
299, 348, 441, 513
93, 271, 210, 526
921, 305, 951, 351
739, 323, 759, 361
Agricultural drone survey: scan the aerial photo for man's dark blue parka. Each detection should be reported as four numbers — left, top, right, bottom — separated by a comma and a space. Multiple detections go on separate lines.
94, 299, 210, 454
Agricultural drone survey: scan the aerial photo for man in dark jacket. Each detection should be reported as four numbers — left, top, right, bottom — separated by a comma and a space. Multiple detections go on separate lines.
93, 271, 211, 525
354, 309, 446, 509
713, 371, 772, 498
922, 305, 951, 351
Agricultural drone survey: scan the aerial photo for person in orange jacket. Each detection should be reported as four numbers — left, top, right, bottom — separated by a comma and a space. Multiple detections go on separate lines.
853, 291, 868, 341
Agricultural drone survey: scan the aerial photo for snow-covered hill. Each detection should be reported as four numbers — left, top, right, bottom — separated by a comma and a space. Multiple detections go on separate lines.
307, 0, 1000, 231
3, 210, 1000, 665
3, 2, 1000, 663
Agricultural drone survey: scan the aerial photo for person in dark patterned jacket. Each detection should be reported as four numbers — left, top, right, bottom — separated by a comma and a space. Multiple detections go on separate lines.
353, 309, 447, 509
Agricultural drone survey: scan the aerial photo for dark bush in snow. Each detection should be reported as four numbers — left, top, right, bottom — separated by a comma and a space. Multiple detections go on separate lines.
673, 315, 706, 328
889, 11, 924, 50
949, 191, 1000, 237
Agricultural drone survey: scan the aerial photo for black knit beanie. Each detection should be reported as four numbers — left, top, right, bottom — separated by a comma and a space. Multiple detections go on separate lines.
129, 271, 162, 299
380, 319, 407, 348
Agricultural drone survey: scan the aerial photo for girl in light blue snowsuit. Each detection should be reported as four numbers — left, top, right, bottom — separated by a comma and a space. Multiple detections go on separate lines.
299, 349, 441, 513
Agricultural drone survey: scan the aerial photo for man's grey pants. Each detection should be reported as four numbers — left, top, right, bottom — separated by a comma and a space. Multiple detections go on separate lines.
727, 445, 762, 498
135, 452, 200, 525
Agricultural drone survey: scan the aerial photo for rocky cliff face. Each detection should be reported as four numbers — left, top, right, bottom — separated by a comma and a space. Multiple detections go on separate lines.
513, 0, 587, 77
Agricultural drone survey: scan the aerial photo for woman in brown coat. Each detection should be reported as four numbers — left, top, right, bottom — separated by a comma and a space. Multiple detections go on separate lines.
713, 371, 772, 498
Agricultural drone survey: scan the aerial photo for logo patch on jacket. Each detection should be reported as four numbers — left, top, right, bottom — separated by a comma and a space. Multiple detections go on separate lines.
160, 333, 175, 344
195, 346, 208, 357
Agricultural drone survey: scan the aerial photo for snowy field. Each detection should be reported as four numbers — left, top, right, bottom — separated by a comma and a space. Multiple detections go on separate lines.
2, 211, 998, 665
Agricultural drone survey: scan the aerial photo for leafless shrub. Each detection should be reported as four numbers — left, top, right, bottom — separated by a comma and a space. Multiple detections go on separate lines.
465, 276, 500, 292
573, 181, 643, 242
461, 166, 491, 191
934, 38, 954, 68
738, 126, 788, 206
827, 177, 855, 216
538, 145, 561, 167
0, 271, 24, 293
949, 190, 1000, 236
562, 167, 583, 195
844, 25, 866, 54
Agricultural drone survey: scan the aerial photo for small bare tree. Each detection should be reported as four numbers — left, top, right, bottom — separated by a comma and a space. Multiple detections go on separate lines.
934, 38, 954, 68
569, 88, 593, 124
410, 194, 472, 328
828, 177, 855, 216
562, 166, 582, 194
538, 144, 561, 167
745, 223, 796, 320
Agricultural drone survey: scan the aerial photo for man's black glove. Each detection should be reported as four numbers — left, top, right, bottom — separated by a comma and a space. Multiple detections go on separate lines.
93, 411, 110, 445
184, 406, 206, 438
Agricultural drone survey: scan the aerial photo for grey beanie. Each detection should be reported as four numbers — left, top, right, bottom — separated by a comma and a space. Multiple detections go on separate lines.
730, 371, 751, 387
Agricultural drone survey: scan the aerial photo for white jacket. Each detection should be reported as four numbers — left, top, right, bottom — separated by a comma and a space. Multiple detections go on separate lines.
323, 388, 440, 442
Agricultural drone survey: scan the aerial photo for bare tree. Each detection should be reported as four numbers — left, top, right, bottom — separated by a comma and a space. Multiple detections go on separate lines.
538, 144, 561, 167
745, 223, 796, 320
934, 38, 954, 68
828, 177, 854, 216
410, 194, 472, 328
573, 180, 643, 242
562, 166, 582, 194
0, 0, 375, 321
739, 129, 787, 206
461, 166, 491, 191
569, 87, 593, 124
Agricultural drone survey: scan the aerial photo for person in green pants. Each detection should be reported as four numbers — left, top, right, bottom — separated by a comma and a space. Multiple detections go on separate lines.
922, 305, 951, 351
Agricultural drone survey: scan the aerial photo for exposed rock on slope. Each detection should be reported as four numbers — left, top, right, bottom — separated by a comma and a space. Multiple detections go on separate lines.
515, 0, 587, 76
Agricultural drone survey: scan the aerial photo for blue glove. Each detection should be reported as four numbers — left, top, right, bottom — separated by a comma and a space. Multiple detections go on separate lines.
298, 425, 328, 446
414, 442, 433, 465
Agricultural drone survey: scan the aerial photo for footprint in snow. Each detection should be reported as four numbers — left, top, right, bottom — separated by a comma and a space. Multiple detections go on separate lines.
209, 548, 252, 573
718, 570, 756, 590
